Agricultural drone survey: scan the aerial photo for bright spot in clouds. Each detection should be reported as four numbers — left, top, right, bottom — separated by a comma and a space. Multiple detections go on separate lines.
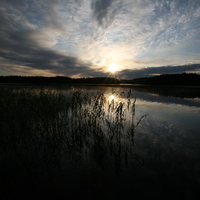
0, 0, 200, 78
108, 63, 121, 73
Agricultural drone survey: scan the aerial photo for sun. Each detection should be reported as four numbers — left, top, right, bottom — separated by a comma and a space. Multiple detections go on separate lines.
108, 63, 120, 73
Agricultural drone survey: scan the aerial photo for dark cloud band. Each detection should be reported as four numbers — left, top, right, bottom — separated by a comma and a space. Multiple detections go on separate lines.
120, 64, 200, 79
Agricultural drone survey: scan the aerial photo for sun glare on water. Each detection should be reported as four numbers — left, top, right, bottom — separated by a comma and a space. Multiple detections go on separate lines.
108, 63, 121, 73
109, 95, 115, 101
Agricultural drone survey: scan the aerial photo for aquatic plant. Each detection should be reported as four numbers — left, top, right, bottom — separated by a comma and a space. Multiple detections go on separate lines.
0, 87, 145, 172
0, 86, 150, 198
1, 86, 199, 199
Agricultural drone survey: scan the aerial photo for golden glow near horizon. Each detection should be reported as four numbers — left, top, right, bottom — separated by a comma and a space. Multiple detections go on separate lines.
1, 1, 199, 77
108, 63, 121, 73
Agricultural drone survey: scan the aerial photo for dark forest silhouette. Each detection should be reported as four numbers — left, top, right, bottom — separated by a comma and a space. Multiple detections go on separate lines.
0, 76, 120, 84
131, 73, 200, 86
0, 73, 200, 86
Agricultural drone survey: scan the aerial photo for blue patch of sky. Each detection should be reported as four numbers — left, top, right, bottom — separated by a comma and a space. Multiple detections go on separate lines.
179, 37, 200, 56
153, 1, 171, 16
23, 0, 45, 28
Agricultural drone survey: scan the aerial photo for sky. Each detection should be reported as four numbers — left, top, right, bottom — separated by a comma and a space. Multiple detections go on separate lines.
0, 0, 200, 79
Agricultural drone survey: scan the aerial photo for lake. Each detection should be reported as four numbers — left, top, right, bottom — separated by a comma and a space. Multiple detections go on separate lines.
0, 84, 200, 199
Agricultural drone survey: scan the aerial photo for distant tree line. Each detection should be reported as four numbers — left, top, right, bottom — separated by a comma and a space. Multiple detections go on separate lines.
0, 76, 120, 84
1, 73, 200, 86
132, 73, 200, 86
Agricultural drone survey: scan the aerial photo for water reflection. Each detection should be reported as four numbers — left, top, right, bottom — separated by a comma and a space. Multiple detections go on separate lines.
0, 85, 200, 199
65, 86, 200, 199
108, 94, 115, 101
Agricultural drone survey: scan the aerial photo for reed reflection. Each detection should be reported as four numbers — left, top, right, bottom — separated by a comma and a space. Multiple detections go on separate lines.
0, 87, 144, 182
1, 85, 200, 199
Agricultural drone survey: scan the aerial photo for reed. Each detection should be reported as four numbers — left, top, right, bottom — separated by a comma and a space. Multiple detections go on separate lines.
0, 86, 146, 184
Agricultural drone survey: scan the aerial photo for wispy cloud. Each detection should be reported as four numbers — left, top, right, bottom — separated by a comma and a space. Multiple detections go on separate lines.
91, 0, 123, 29
0, 0, 200, 77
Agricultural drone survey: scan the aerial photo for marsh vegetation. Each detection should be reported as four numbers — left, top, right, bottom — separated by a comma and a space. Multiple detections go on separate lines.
0, 86, 145, 198
0, 85, 200, 199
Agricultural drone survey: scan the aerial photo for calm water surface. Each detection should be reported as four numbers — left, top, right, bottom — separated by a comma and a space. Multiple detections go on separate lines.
1, 84, 200, 199
52, 85, 200, 199
73, 85, 200, 199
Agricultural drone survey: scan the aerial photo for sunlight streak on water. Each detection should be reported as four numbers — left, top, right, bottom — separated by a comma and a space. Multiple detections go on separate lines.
108, 95, 115, 101
1, 85, 200, 199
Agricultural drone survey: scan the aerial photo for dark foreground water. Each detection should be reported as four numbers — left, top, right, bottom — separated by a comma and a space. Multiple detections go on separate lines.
0, 84, 200, 199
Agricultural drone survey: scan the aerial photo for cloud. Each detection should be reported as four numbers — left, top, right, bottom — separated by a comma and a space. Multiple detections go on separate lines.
120, 64, 200, 79
87, 0, 200, 65
0, 0, 200, 78
91, 0, 122, 29
0, 0, 28, 10
0, 0, 109, 77
0, 27, 104, 77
